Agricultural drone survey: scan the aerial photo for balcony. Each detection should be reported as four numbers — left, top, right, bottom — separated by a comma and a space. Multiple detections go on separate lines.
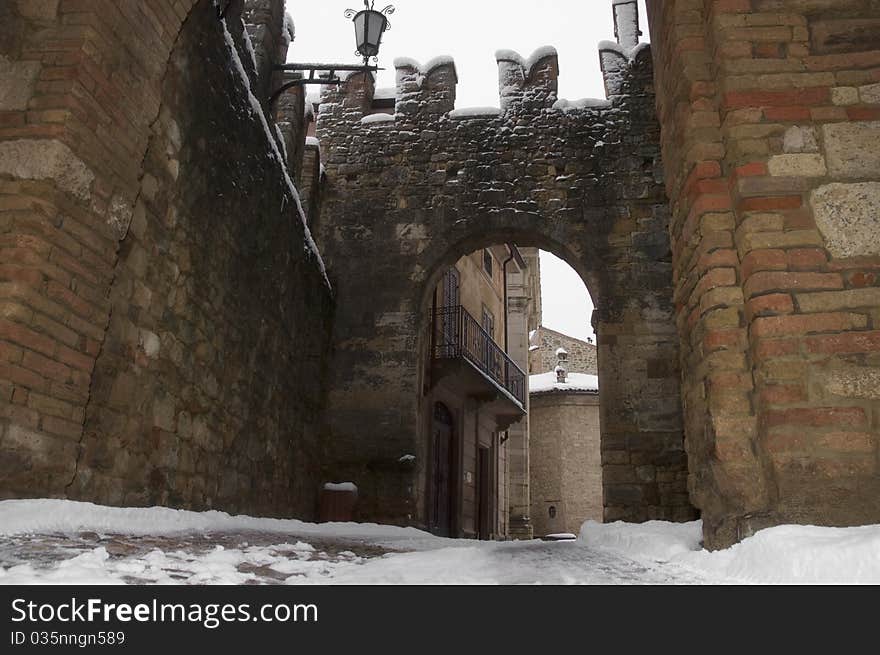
430, 305, 526, 423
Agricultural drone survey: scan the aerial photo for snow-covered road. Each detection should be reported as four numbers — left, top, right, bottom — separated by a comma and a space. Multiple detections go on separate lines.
1, 500, 877, 584
0, 527, 709, 585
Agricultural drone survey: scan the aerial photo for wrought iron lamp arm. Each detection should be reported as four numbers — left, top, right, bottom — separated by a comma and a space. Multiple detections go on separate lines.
268, 63, 381, 108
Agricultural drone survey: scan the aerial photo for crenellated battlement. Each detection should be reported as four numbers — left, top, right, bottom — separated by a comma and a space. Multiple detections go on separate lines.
599, 41, 652, 98
394, 56, 458, 117
496, 46, 559, 111
601, 0, 649, 97
316, 0, 651, 139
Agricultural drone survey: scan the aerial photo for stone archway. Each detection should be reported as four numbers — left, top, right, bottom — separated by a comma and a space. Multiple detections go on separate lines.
314, 34, 696, 528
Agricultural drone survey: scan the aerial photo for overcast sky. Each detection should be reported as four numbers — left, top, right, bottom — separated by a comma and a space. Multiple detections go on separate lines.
285, 0, 650, 343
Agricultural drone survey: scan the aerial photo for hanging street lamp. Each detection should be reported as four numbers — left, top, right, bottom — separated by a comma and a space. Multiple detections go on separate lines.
269, 1, 395, 108
346, 2, 395, 67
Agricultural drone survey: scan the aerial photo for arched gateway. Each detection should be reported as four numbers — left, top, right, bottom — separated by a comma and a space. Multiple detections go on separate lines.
3, 0, 879, 550
314, 7, 697, 532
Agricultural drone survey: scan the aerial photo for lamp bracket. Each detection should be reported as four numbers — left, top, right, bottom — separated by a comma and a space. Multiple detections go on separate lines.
269, 64, 381, 107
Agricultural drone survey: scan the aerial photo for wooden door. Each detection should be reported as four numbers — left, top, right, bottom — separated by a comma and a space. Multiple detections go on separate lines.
477, 446, 491, 540
431, 402, 454, 537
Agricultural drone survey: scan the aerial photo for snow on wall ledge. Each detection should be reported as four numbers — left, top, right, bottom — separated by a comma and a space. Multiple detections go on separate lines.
220, 18, 330, 290
318, 39, 650, 140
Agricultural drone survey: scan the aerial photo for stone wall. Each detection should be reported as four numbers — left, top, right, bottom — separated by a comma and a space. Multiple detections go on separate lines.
529, 391, 603, 537
647, 0, 880, 547
530, 326, 599, 375
315, 17, 694, 527
0, 0, 333, 519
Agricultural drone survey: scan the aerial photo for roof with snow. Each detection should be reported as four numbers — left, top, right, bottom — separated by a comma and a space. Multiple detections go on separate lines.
529, 371, 598, 394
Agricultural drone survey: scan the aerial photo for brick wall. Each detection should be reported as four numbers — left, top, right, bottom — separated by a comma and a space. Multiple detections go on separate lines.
1, 0, 199, 496
0, 0, 333, 518
647, 0, 880, 547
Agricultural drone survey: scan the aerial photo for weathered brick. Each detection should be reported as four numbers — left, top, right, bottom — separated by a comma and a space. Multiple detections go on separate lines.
738, 229, 825, 255
742, 249, 786, 279
815, 432, 876, 453
41, 415, 82, 440
751, 312, 867, 337
21, 350, 72, 382
734, 161, 769, 177
805, 330, 880, 354
0, 319, 57, 357
767, 154, 827, 177
703, 328, 746, 352
746, 293, 794, 319
0, 361, 48, 391
753, 337, 801, 361
739, 195, 802, 211
723, 87, 830, 108
787, 248, 827, 271
796, 288, 880, 313
744, 271, 843, 298
759, 383, 807, 405
765, 406, 867, 429
763, 106, 812, 121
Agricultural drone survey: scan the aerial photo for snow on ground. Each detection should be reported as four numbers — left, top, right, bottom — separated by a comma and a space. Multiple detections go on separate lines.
0, 500, 877, 585
580, 519, 880, 584
0, 499, 437, 546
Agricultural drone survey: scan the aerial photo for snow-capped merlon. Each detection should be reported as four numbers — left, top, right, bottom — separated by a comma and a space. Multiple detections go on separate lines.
391, 56, 459, 115
394, 55, 458, 89
598, 39, 651, 97
612, 0, 641, 50
323, 482, 358, 493
494, 45, 558, 74
598, 40, 651, 60
495, 46, 559, 110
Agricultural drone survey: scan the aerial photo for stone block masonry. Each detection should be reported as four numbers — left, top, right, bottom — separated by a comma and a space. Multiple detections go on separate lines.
647, 0, 880, 547
315, 10, 695, 529
530, 326, 598, 375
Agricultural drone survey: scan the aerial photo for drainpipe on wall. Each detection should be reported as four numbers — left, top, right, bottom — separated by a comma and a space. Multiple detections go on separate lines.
500, 244, 516, 445
502, 245, 515, 352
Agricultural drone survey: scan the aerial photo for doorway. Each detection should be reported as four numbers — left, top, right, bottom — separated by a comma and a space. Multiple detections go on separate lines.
430, 402, 455, 537
477, 445, 491, 540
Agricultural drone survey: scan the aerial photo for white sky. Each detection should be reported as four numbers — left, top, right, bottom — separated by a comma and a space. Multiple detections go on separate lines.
285, 0, 650, 342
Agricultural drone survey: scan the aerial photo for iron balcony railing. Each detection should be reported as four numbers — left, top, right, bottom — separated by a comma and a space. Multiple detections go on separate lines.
431, 305, 526, 407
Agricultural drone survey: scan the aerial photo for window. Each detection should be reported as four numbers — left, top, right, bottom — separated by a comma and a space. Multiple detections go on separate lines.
483, 249, 493, 276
